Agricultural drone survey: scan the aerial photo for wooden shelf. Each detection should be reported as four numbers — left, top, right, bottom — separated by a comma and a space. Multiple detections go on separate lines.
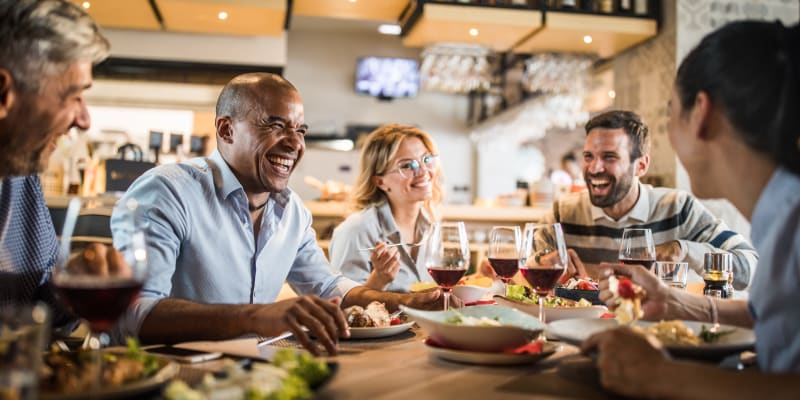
512, 11, 657, 57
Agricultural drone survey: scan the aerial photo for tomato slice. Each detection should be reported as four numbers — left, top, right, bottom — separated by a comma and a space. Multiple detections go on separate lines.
617, 278, 636, 300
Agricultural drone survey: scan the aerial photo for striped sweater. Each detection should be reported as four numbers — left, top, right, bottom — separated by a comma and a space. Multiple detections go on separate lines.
544, 183, 758, 289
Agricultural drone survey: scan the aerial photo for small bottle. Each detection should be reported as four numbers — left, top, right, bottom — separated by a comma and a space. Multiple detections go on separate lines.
598, 0, 613, 13
617, 0, 633, 13
561, 0, 578, 9
634, 0, 648, 15
703, 253, 733, 298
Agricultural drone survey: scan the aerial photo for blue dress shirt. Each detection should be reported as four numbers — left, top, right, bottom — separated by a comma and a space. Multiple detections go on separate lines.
111, 150, 359, 339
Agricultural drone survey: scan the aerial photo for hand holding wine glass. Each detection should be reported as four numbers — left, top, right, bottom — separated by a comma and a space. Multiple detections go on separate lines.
424, 222, 470, 311
618, 228, 656, 271
487, 226, 522, 291
519, 223, 567, 338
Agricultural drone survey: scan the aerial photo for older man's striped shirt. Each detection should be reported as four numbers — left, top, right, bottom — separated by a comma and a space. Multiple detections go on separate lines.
545, 184, 758, 289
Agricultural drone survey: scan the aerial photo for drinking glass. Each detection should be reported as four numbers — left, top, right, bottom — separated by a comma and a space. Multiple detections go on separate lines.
487, 226, 522, 293
51, 198, 148, 387
0, 304, 49, 400
519, 223, 567, 337
618, 228, 656, 271
424, 222, 470, 311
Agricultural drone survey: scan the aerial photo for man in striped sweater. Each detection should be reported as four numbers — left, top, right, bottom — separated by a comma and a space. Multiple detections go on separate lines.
545, 110, 757, 289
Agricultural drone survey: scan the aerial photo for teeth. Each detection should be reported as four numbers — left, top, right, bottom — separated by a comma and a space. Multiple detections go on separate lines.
267, 157, 294, 167
411, 181, 430, 188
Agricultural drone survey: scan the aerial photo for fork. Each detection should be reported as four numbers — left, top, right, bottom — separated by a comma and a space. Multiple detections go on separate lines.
358, 230, 430, 252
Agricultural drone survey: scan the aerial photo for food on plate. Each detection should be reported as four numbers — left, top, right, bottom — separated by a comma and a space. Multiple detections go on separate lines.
344, 301, 391, 328
457, 275, 494, 288
445, 312, 502, 327
39, 338, 160, 394
505, 284, 592, 308
409, 281, 439, 292
608, 275, 644, 324
634, 320, 737, 346
561, 276, 599, 291
165, 348, 330, 400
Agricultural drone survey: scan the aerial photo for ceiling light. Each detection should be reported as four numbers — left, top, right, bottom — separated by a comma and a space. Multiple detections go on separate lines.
469, 28, 479, 37
81, 1, 90, 8
348, 0, 357, 3
378, 24, 402, 35
608, 90, 616, 99
218, 11, 228, 20
583, 35, 593, 44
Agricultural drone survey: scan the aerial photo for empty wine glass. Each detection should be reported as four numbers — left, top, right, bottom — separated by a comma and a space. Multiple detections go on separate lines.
520, 223, 567, 339
618, 228, 656, 271
51, 198, 148, 388
424, 222, 470, 311
487, 226, 522, 293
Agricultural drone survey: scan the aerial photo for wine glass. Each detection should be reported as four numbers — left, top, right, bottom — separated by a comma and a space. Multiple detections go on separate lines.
618, 228, 656, 271
51, 198, 148, 388
487, 226, 522, 293
519, 223, 567, 339
424, 222, 470, 311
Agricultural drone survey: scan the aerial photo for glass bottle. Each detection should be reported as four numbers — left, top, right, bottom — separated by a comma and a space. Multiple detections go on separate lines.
703, 253, 733, 298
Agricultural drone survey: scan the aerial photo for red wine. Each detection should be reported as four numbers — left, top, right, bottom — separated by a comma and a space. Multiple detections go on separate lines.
488, 257, 519, 280
620, 258, 656, 271
428, 267, 467, 290
54, 277, 143, 332
520, 267, 564, 294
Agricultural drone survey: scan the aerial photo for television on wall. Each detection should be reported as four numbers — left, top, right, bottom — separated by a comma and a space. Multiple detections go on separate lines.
355, 57, 419, 99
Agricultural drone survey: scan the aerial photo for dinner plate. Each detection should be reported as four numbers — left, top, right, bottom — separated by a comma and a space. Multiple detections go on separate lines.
41, 359, 179, 400
346, 321, 415, 339
424, 339, 558, 366
493, 296, 607, 322
548, 318, 755, 360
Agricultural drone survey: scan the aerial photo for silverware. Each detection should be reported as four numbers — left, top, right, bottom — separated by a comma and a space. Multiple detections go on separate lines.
358, 241, 423, 252
257, 310, 404, 346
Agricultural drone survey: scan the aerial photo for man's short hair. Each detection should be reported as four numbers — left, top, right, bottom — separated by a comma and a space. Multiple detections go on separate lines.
0, 0, 109, 93
584, 110, 650, 161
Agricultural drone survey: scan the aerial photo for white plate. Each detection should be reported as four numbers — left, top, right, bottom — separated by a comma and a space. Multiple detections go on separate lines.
548, 318, 755, 360
424, 339, 558, 366
346, 321, 415, 339
41, 358, 179, 400
493, 296, 608, 322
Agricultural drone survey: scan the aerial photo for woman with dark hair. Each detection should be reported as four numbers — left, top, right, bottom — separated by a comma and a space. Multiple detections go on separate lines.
582, 20, 800, 398
328, 124, 444, 292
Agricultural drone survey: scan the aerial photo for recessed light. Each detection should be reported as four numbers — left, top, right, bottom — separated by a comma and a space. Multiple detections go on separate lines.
81, 1, 90, 9
469, 28, 479, 37
583, 35, 593, 44
348, 0, 357, 3
608, 90, 616, 99
378, 24, 402, 35
218, 11, 228, 20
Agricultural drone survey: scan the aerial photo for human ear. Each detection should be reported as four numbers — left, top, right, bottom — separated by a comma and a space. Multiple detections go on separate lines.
216, 117, 233, 144
634, 154, 650, 177
372, 175, 387, 192
689, 91, 713, 141
0, 69, 15, 120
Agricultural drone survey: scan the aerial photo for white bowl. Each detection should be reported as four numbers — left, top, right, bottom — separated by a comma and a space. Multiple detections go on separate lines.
493, 296, 607, 322
400, 305, 544, 352
452, 285, 490, 304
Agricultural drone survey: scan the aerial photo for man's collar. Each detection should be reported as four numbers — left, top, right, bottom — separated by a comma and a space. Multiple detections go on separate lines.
209, 149, 293, 209
590, 182, 648, 222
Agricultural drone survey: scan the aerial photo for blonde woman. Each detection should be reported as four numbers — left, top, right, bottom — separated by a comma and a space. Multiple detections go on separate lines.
329, 124, 443, 292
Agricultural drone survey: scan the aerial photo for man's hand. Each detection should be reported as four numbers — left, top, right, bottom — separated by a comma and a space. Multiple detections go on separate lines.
560, 248, 589, 284
581, 326, 672, 397
365, 242, 400, 290
66, 243, 132, 277
597, 262, 671, 320
656, 240, 685, 262
398, 288, 455, 310
253, 295, 348, 356
477, 257, 498, 280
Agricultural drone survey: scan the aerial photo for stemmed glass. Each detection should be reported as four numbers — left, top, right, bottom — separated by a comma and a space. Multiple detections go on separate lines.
424, 222, 470, 311
519, 223, 567, 339
51, 198, 148, 387
487, 226, 522, 293
618, 228, 656, 271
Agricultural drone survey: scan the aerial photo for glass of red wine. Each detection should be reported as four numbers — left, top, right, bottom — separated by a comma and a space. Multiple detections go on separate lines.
487, 226, 522, 293
520, 223, 567, 338
618, 228, 656, 271
424, 221, 470, 311
51, 198, 148, 387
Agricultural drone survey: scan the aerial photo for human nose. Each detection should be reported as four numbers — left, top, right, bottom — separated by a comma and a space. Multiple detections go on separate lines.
73, 98, 90, 131
586, 158, 604, 175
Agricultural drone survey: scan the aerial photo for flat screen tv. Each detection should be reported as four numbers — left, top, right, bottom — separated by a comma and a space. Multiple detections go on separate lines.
355, 57, 419, 99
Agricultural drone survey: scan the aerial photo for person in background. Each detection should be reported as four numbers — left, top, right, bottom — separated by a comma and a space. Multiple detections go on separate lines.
560, 152, 586, 193
111, 73, 443, 355
0, 0, 115, 332
329, 124, 443, 292
583, 20, 800, 398
543, 110, 757, 288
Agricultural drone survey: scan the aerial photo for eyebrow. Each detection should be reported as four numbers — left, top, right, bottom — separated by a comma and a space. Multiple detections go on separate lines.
265, 116, 309, 131
61, 82, 92, 100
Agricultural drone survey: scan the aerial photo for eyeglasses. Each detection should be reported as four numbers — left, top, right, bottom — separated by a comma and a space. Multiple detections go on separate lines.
385, 154, 438, 178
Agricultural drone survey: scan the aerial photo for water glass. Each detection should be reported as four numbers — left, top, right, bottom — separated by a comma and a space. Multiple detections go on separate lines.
0, 304, 50, 400
655, 261, 689, 289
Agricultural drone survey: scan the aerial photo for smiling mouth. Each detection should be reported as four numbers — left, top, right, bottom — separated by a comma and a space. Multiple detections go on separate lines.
410, 180, 430, 189
267, 156, 294, 173
588, 176, 612, 193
